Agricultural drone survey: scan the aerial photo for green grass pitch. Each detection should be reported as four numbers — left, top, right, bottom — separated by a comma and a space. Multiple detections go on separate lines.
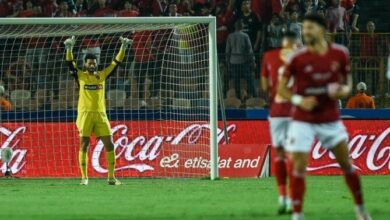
0, 176, 388, 220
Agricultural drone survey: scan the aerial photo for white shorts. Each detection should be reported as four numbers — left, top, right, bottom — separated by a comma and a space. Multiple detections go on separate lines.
269, 117, 290, 148
286, 120, 349, 153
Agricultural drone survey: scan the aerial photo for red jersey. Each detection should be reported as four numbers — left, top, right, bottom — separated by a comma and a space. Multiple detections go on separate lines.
261, 48, 292, 117
118, 10, 139, 17
284, 43, 350, 123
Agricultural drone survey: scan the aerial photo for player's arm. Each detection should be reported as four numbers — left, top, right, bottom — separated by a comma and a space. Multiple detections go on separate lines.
277, 61, 318, 112
260, 54, 268, 93
101, 37, 132, 78
64, 36, 78, 73
328, 50, 352, 100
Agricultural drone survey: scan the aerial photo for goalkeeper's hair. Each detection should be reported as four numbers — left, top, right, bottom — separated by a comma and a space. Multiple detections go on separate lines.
84, 53, 98, 62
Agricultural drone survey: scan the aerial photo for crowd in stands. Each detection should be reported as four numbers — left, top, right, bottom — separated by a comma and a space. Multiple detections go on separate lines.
0, 0, 388, 111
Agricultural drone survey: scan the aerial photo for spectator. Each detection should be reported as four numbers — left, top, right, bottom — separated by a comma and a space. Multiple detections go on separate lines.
226, 19, 255, 100
40, 0, 58, 17
346, 82, 375, 109
265, 14, 286, 50
286, 11, 302, 45
360, 21, 380, 57
9, 0, 36, 17
343, 0, 360, 32
177, 0, 194, 15
118, 1, 139, 17
6, 57, 33, 91
167, 3, 179, 17
132, 30, 156, 100
74, 0, 87, 16
153, 0, 168, 16
239, 0, 262, 52
0, 85, 12, 111
316, 0, 328, 11
0, 0, 12, 17
326, 0, 348, 45
94, 0, 116, 17
55, 0, 74, 17
216, 0, 234, 53
303, 0, 315, 15
317, 8, 326, 18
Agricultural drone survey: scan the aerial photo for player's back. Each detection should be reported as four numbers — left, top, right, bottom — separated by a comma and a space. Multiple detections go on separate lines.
262, 48, 292, 117
286, 43, 350, 123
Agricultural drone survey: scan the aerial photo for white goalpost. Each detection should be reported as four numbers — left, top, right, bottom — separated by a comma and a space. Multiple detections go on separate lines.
0, 17, 219, 180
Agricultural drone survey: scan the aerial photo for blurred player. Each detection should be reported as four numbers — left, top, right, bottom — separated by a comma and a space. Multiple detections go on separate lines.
261, 31, 300, 214
277, 14, 371, 220
64, 36, 131, 185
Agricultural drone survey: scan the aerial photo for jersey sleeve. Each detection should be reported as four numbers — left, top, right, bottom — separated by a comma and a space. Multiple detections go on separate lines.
100, 60, 120, 79
283, 56, 296, 79
67, 60, 81, 84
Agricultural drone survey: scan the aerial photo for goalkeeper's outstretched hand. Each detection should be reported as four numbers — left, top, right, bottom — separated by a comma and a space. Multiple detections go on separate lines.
120, 37, 132, 50
64, 36, 75, 50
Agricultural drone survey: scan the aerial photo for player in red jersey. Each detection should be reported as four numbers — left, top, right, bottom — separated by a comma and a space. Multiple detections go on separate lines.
278, 14, 371, 220
261, 31, 300, 214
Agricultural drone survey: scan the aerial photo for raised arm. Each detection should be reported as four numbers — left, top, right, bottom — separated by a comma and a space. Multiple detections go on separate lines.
64, 36, 78, 73
101, 37, 132, 78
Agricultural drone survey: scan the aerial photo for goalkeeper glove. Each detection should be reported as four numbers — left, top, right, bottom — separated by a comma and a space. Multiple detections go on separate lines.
120, 37, 132, 50
64, 36, 75, 50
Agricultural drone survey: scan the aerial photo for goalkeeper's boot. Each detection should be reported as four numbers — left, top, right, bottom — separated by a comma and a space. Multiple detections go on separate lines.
292, 213, 304, 220
108, 178, 122, 185
355, 206, 372, 220
80, 178, 89, 185
277, 196, 287, 214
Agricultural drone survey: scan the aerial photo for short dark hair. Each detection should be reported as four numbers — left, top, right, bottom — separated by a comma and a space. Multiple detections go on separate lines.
84, 54, 97, 62
303, 13, 327, 29
282, 31, 298, 39
234, 19, 244, 30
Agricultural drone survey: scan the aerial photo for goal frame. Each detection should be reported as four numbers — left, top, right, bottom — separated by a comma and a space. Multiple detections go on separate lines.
0, 17, 219, 180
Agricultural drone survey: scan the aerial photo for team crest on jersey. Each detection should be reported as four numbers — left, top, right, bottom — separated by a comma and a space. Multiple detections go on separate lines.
331, 61, 340, 72
304, 65, 313, 73
96, 75, 100, 80
84, 84, 103, 90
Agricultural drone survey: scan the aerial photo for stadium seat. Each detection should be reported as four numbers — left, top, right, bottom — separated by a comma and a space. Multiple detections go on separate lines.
10, 90, 31, 110
107, 90, 126, 109
245, 98, 266, 109
59, 80, 77, 91
224, 89, 242, 108
172, 98, 191, 109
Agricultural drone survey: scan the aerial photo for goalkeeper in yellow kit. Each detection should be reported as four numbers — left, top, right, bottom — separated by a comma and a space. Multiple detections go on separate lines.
64, 36, 131, 185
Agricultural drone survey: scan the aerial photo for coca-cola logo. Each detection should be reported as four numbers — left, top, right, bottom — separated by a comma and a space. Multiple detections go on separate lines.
308, 127, 390, 172
0, 126, 28, 174
91, 124, 237, 173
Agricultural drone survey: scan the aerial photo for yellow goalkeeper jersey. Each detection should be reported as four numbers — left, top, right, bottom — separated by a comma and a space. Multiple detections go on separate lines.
68, 60, 119, 113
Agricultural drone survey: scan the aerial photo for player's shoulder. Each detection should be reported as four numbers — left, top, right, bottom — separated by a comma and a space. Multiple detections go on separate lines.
330, 43, 350, 56
264, 48, 280, 59
286, 46, 309, 64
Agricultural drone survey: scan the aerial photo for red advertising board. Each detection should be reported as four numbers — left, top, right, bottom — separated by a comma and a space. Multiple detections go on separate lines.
0, 120, 389, 177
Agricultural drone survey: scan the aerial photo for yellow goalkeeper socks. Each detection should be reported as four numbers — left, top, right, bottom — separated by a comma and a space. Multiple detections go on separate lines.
78, 151, 88, 179
106, 150, 116, 179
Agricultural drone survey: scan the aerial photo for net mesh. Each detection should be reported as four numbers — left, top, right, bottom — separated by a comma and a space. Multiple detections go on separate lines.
0, 21, 213, 178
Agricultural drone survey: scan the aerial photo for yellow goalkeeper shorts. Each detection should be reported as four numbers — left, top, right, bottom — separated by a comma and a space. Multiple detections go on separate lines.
76, 112, 112, 137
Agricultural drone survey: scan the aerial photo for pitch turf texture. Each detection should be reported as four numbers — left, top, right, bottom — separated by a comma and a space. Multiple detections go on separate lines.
0, 176, 388, 220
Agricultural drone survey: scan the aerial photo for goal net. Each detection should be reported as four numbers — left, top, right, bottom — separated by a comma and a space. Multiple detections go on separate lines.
0, 17, 218, 179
